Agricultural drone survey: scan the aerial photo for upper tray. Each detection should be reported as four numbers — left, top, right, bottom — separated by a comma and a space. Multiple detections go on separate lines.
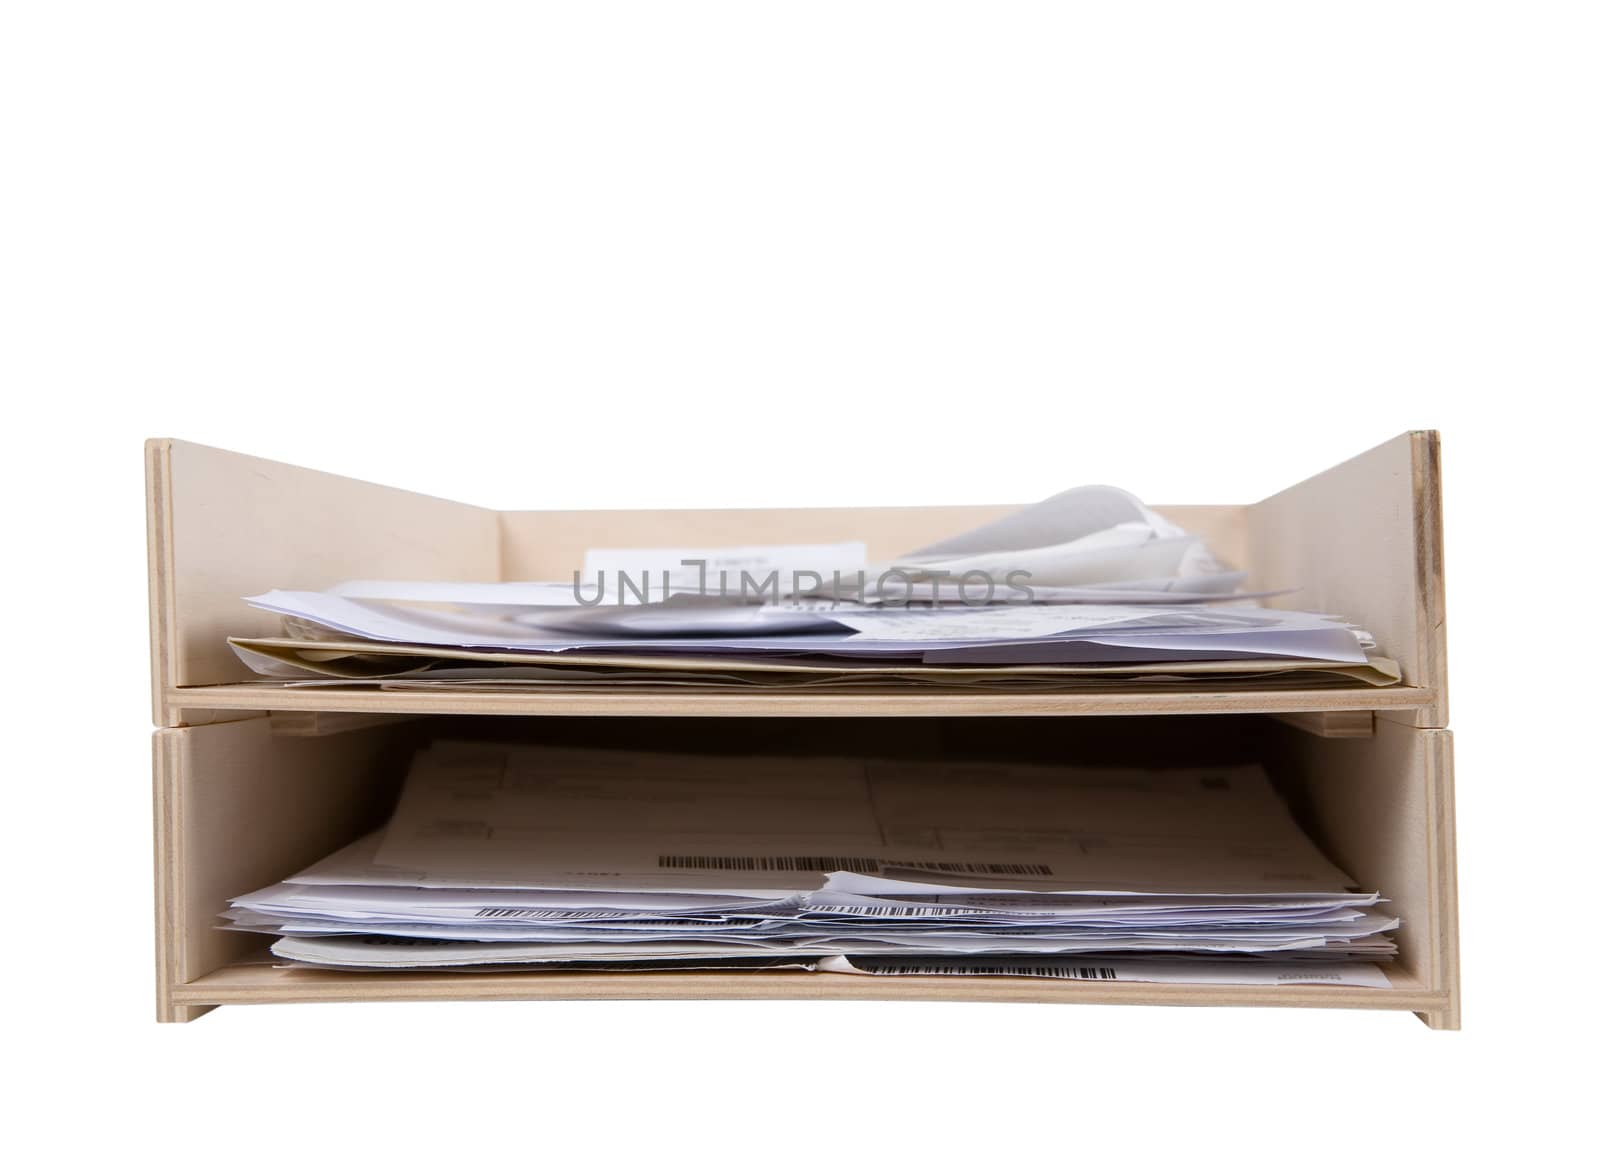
147, 432, 1446, 727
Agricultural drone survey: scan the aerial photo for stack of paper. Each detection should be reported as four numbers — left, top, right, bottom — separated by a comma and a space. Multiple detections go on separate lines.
225, 485, 1401, 690
227, 742, 1398, 987
235, 595, 1378, 664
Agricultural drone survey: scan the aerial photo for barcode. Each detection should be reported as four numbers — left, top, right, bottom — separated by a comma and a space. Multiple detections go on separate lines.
474, 908, 621, 921
805, 904, 981, 917
860, 963, 1119, 980
470, 908, 731, 925
351, 936, 469, 947
658, 856, 1054, 876
892, 861, 1054, 876
659, 855, 882, 873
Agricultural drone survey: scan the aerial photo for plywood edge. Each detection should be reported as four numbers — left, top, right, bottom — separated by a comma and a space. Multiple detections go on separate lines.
168, 683, 1435, 719
151, 732, 176, 1018
152, 730, 212, 1022
146, 439, 178, 727
174, 962, 1442, 1012
1410, 430, 1448, 727
1425, 728, 1461, 1028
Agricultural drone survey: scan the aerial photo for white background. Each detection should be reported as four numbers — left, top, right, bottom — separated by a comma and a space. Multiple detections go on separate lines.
3, 2, 1596, 1161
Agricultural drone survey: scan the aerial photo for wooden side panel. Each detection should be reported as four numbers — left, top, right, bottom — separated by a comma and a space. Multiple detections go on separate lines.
152, 732, 209, 1022
498, 504, 1250, 581
147, 439, 500, 708
1264, 718, 1459, 1028
1246, 431, 1446, 726
153, 717, 411, 1022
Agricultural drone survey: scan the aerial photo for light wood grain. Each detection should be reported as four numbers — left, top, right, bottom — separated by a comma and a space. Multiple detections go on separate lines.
148, 438, 500, 716
148, 434, 1456, 1026
149, 436, 1443, 721
269, 710, 420, 737
1265, 718, 1459, 1029
145, 440, 178, 728
154, 718, 414, 1021
1419, 728, 1460, 1029
174, 960, 1441, 1012
152, 732, 211, 1022
169, 682, 1431, 721
1248, 431, 1447, 726
156, 714, 1455, 1024
1271, 711, 1376, 738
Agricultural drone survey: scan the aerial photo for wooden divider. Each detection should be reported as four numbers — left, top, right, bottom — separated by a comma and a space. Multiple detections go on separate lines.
154, 718, 414, 1021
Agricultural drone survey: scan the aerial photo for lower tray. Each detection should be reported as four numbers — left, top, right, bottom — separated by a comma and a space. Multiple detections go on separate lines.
157, 714, 1458, 1028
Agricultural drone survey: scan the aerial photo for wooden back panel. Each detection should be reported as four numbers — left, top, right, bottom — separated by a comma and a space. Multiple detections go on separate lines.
497, 504, 1249, 579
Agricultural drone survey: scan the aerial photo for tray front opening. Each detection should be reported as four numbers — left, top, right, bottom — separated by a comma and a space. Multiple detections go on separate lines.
161, 714, 1440, 1011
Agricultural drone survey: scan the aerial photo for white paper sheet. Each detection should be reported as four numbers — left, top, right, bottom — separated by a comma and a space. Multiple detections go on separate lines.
362, 744, 1362, 897
817, 955, 1392, 988
882, 486, 1233, 589
583, 542, 867, 591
